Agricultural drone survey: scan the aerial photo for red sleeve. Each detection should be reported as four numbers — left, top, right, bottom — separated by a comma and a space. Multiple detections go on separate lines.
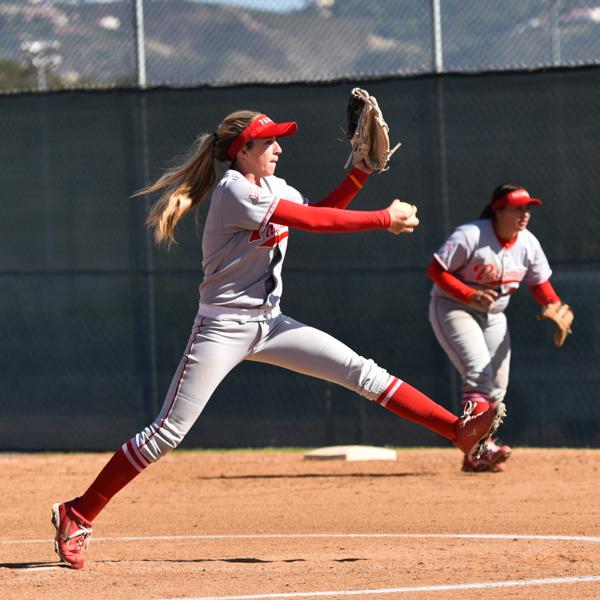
529, 280, 560, 305
426, 258, 475, 304
270, 199, 390, 233
313, 167, 370, 209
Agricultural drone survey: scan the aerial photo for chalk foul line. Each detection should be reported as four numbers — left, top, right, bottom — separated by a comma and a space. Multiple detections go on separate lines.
154, 575, 600, 600
4, 532, 600, 545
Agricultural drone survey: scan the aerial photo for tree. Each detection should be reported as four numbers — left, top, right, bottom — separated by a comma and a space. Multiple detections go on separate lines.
0, 59, 36, 93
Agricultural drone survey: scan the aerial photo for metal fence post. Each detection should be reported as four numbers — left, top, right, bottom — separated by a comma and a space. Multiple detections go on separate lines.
132, 1, 156, 421
551, 0, 562, 67
133, 0, 147, 88
431, 0, 444, 74
431, 0, 459, 412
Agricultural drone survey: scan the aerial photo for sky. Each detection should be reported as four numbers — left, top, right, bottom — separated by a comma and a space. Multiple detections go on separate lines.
69, 0, 311, 11
196, 0, 309, 11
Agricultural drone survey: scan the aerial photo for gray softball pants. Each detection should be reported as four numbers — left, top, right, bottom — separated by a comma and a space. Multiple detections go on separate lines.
131, 312, 391, 464
428, 295, 511, 404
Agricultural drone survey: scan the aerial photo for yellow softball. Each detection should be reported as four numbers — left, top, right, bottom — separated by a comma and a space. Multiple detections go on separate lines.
396, 201, 415, 214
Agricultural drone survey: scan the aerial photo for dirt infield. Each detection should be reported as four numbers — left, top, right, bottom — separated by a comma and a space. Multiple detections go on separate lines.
1, 448, 599, 600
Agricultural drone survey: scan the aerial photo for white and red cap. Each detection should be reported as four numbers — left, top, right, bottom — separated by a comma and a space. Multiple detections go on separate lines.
491, 188, 542, 210
225, 114, 298, 161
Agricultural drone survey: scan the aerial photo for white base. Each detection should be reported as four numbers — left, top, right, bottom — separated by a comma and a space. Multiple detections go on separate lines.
303, 445, 397, 462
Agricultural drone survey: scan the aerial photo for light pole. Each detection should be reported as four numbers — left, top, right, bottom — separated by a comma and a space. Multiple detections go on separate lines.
21, 40, 62, 91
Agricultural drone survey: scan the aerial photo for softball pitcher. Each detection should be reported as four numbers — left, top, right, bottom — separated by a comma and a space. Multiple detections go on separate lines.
427, 183, 573, 473
51, 110, 502, 569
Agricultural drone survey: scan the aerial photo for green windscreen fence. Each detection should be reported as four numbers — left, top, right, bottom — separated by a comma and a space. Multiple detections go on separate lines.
1, 66, 598, 450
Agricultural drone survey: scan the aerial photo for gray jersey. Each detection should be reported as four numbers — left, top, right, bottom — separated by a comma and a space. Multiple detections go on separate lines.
431, 219, 552, 313
128, 169, 396, 466
199, 169, 306, 309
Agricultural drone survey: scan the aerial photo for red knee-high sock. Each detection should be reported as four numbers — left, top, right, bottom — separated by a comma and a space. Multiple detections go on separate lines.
375, 376, 458, 441
69, 440, 149, 522
462, 392, 490, 415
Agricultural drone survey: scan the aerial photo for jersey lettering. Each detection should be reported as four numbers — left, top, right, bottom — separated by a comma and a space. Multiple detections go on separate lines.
473, 263, 526, 285
473, 263, 500, 281
249, 222, 288, 248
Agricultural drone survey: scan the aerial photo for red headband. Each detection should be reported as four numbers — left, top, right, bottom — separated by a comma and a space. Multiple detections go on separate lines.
491, 188, 542, 210
225, 114, 298, 161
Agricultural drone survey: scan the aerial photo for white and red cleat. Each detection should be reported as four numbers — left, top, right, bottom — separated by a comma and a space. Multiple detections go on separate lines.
51, 502, 93, 569
461, 437, 512, 472
454, 401, 506, 461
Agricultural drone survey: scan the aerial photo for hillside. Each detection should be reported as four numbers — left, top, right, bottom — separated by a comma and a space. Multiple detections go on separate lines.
1, 0, 599, 92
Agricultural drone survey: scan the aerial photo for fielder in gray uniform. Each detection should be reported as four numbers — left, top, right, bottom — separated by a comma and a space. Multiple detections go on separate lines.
51, 109, 502, 569
427, 183, 570, 473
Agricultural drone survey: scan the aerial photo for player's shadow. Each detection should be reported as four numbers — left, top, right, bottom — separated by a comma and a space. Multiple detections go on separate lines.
76, 557, 306, 565
133, 557, 306, 564
0, 557, 368, 568
196, 472, 433, 480
0, 561, 68, 569
129, 556, 366, 564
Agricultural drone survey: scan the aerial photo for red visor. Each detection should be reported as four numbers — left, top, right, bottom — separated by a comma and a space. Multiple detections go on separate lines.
225, 114, 298, 160
491, 188, 542, 210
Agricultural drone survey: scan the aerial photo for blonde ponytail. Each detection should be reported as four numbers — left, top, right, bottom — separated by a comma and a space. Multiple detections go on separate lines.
136, 109, 261, 248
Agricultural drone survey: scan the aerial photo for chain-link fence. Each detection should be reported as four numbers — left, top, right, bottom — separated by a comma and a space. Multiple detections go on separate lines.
2, 0, 600, 93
